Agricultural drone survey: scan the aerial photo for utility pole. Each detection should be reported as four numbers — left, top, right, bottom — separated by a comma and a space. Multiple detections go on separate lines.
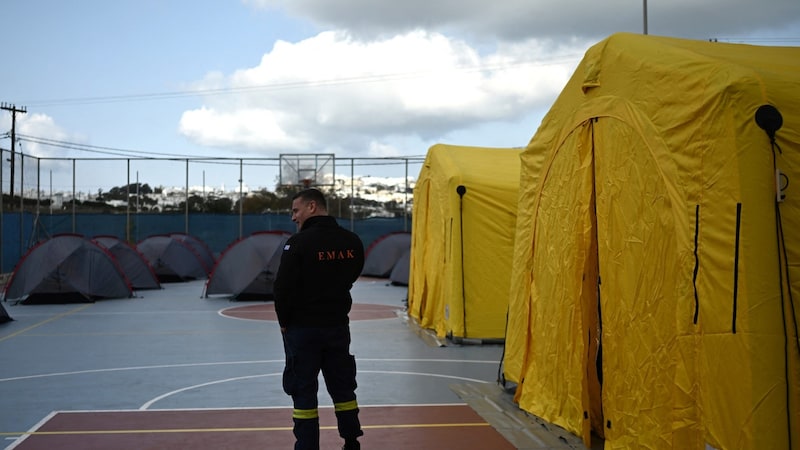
1, 103, 27, 202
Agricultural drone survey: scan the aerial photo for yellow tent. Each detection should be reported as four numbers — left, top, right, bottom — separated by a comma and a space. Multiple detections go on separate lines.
505, 33, 800, 449
408, 144, 530, 341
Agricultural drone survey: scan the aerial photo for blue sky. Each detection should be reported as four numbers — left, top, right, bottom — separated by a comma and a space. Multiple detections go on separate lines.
1, 0, 799, 195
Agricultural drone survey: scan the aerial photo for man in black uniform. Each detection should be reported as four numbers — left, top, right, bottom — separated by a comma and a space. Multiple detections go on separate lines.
274, 188, 365, 450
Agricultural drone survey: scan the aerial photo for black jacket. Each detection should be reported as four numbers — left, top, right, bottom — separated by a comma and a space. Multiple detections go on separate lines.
273, 215, 365, 328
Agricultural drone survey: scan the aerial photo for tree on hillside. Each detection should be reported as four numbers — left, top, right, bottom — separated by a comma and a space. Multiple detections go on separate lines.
206, 197, 233, 213
105, 183, 153, 201
177, 195, 205, 212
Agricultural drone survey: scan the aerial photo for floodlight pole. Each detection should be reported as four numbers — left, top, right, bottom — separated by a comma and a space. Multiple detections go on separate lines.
239, 159, 243, 239
0, 147, 3, 274
350, 159, 355, 231
72, 159, 76, 233
184, 159, 189, 234
643, 0, 648, 35
406, 160, 411, 231
18, 151, 23, 257
36, 157, 40, 213
126, 159, 130, 243
136, 171, 140, 243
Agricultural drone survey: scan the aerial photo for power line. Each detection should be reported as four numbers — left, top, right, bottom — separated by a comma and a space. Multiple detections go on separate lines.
11, 55, 583, 108
16, 134, 206, 158
14, 133, 426, 166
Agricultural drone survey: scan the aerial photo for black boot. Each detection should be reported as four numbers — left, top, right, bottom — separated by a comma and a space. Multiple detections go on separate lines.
342, 439, 360, 450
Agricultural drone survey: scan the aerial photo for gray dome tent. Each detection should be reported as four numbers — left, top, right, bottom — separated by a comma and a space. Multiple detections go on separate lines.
168, 233, 215, 275
137, 234, 214, 282
389, 248, 410, 286
204, 231, 291, 300
3, 233, 133, 304
362, 231, 411, 278
93, 235, 161, 290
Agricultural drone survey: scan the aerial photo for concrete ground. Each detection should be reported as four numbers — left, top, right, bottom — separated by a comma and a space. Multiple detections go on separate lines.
0, 277, 590, 449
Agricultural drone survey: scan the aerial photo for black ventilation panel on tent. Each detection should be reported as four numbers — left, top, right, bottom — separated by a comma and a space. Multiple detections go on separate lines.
755, 104, 782, 144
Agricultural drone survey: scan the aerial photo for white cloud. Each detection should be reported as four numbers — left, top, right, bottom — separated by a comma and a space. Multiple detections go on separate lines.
15, 114, 78, 158
179, 106, 309, 150
186, 0, 799, 158
179, 30, 586, 155
0, 113, 84, 189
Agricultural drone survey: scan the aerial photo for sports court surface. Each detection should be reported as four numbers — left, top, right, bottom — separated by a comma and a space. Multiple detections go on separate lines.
0, 278, 588, 449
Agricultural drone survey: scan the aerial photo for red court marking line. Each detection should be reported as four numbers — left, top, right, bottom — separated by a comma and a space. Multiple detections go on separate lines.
8, 405, 516, 450
220, 303, 400, 321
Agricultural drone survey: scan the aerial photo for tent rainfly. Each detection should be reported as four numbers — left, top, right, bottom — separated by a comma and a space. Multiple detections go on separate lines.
408, 144, 524, 342
93, 235, 161, 290
505, 33, 800, 450
361, 232, 411, 278
137, 234, 213, 282
2, 233, 133, 303
204, 231, 291, 300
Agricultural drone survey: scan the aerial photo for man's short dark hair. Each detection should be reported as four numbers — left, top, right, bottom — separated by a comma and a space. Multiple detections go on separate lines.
293, 188, 327, 210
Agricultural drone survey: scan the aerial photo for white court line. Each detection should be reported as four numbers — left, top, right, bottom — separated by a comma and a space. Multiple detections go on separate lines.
0, 359, 498, 383
139, 373, 282, 410
139, 370, 489, 410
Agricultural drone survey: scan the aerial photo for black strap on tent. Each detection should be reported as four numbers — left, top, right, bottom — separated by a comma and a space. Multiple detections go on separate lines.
692, 205, 700, 324
497, 310, 509, 386
457, 185, 468, 339
757, 104, 799, 353
732, 203, 742, 334
756, 104, 797, 449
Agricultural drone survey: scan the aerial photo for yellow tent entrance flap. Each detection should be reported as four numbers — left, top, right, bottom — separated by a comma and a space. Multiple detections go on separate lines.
505, 33, 800, 450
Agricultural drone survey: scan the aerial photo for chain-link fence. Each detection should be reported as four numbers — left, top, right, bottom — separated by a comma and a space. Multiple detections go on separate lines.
0, 150, 425, 272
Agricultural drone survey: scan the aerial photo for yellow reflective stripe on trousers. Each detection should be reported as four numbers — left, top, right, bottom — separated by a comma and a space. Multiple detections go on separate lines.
293, 408, 319, 419
334, 400, 359, 412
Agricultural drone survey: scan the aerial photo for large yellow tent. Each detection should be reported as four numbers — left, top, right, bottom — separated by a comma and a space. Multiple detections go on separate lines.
505, 33, 800, 449
408, 144, 534, 341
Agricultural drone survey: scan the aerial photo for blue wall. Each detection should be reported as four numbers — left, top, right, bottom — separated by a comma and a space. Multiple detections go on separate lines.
0, 212, 410, 272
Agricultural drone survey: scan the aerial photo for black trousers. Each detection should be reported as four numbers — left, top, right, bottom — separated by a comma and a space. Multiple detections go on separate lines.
282, 325, 362, 450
